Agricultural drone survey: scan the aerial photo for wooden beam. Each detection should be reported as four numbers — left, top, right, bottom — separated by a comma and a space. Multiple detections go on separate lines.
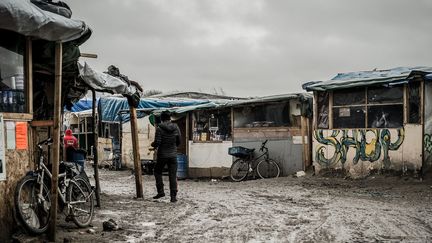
80, 53, 98, 59
130, 106, 143, 198
25, 37, 33, 114
3, 113, 33, 121
49, 42, 62, 241
92, 89, 101, 207
300, 116, 307, 171
30, 120, 53, 127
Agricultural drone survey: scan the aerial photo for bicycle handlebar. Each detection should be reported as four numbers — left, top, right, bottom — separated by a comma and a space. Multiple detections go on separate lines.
37, 138, 53, 148
260, 140, 268, 151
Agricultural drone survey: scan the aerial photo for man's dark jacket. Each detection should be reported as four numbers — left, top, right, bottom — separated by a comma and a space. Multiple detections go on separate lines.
151, 121, 181, 159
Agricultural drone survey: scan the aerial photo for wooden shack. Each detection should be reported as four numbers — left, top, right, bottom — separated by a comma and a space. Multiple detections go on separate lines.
303, 67, 432, 178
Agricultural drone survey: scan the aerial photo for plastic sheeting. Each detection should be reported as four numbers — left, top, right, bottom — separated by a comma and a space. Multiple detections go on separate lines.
303, 67, 432, 91
78, 62, 137, 96
99, 97, 209, 123
0, 0, 90, 42
67, 98, 98, 112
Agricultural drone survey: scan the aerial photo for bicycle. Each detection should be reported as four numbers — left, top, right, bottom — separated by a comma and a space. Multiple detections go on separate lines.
229, 140, 281, 182
14, 138, 94, 234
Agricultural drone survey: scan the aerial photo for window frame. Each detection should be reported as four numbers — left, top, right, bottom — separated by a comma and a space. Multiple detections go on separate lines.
232, 101, 295, 129
316, 83, 419, 130
1, 37, 33, 120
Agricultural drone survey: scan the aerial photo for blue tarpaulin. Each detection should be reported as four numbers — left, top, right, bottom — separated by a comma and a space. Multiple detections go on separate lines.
68, 98, 97, 112
98, 97, 210, 123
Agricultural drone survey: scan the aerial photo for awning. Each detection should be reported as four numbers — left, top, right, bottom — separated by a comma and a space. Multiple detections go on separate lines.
303, 66, 432, 91
0, 0, 90, 42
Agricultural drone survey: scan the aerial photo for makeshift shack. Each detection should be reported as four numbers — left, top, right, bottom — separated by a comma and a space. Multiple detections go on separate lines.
0, 0, 92, 239
303, 66, 432, 178
161, 93, 313, 178
97, 96, 211, 168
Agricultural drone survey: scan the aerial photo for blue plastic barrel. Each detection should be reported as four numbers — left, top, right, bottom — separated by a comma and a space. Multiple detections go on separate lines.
177, 154, 188, 179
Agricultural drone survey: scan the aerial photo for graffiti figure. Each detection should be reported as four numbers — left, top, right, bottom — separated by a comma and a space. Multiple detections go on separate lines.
424, 134, 432, 154
314, 128, 405, 169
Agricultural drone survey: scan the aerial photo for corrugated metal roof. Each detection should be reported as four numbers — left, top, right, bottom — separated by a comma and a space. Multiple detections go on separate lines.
303, 66, 432, 91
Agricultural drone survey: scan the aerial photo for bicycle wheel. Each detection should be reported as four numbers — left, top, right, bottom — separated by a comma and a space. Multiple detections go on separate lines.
67, 176, 94, 227
257, 159, 280, 179
230, 158, 250, 182
14, 175, 51, 234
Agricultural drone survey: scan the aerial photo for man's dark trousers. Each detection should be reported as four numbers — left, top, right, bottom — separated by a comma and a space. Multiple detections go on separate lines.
154, 157, 178, 197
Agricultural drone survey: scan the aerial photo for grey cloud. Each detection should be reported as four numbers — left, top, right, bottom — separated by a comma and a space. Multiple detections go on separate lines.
68, 0, 432, 97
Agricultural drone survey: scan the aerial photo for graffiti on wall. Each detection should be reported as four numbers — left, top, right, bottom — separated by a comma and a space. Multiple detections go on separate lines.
314, 128, 405, 168
424, 134, 432, 154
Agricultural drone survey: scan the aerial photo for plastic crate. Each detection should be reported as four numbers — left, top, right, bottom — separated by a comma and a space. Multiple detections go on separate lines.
228, 146, 253, 158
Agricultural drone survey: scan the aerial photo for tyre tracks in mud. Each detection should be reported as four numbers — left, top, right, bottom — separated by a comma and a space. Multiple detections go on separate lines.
53, 169, 432, 242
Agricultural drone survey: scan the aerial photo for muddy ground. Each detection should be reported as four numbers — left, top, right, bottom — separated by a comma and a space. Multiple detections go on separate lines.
20, 168, 432, 242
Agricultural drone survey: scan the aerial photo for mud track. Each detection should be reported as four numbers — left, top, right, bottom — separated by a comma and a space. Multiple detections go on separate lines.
26, 169, 432, 242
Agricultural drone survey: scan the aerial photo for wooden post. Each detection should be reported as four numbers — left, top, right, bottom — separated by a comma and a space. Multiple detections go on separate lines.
92, 89, 101, 207
48, 41, 62, 241
130, 107, 143, 198
300, 116, 307, 171
25, 37, 33, 114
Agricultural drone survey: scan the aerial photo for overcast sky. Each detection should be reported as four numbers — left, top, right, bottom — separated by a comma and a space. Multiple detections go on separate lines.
68, 0, 432, 97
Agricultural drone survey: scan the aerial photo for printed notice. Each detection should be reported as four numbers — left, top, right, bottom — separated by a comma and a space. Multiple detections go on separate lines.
16, 122, 28, 150
5, 121, 15, 149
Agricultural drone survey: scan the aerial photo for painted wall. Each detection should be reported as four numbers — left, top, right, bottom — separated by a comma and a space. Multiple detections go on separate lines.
312, 125, 422, 177
188, 141, 233, 178
424, 82, 432, 174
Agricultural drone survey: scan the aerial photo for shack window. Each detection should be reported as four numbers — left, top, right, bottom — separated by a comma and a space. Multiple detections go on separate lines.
192, 109, 231, 141
333, 88, 365, 106
408, 81, 421, 124
316, 91, 329, 129
233, 102, 290, 128
368, 105, 403, 128
0, 31, 26, 113
331, 85, 404, 129
367, 86, 403, 104
333, 106, 366, 128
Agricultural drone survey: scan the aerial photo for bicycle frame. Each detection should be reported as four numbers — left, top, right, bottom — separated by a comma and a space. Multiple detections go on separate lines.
35, 140, 88, 210
244, 140, 269, 163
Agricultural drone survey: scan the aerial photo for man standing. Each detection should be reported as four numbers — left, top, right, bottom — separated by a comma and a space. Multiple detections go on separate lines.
151, 111, 181, 202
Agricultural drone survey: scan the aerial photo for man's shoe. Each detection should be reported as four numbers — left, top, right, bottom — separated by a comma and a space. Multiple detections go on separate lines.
153, 193, 165, 199
170, 197, 177, 203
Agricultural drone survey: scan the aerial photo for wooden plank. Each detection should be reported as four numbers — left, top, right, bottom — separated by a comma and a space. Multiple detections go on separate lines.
329, 91, 334, 129
25, 38, 33, 114
30, 120, 53, 127
307, 117, 313, 167
49, 42, 62, 241
80, 53, 98, 58
2, 113, 33, 121
185, 113, 190, 157
130, 107, 143, 198
92, 90, 101, 206
403, 84, 408, 124
313, 92, 318, 129
300, 116, 307, 171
